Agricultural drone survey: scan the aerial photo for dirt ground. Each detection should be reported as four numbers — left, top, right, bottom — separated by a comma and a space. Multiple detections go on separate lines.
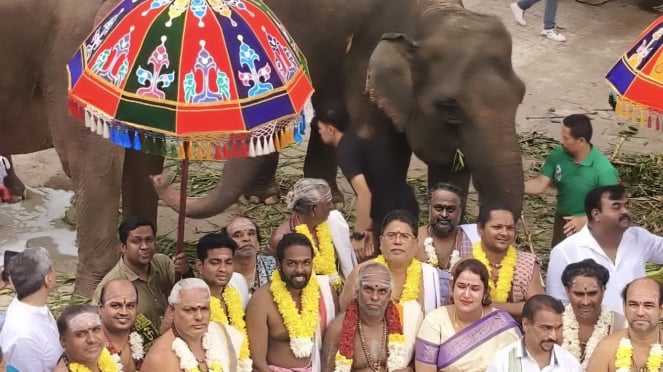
3, 0, 663, 279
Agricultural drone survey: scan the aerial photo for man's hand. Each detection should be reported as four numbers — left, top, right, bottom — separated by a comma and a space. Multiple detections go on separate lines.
172, 252, 190, 276
0, 266, 13, 291
563, 215, 587, 236
352, 233, 375, 263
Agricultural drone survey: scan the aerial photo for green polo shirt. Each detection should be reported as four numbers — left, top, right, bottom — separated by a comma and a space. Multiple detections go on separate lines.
540, 146, 619, 216
92, 253, 175, 332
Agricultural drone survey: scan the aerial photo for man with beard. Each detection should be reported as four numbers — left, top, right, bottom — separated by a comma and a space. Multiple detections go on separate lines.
141, 278, 244, 371
588, 278, 663, 371
98, 278, 144, 371
224, 216, 276, 294
93, 216, 192, 332
321, 262, 412, 371
546, 185, 663, 316
416, 182, 475, 304
524, 114, 618, 248
487, 295, 581, 371
559, 259, 624, 369
53, 305, 108, 371
195, 233, 252, 371
469, 204, 544, 319
247, 233, 337, 372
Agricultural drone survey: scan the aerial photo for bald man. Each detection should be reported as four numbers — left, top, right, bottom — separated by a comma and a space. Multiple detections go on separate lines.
588, 278, 663, 371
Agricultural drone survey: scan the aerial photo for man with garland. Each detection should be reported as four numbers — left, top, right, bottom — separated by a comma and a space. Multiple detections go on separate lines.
195, 233, 252, 371
340, 209, 442, 365
247, 233, 338, 372
559, 259, 624, 369
488, 295, 582, 371
141, 278, 244, 371
268, 178, 356, 290
98, 278, 144, 371
469, 204, 544, 319
546, 185, 663, 316
416, 182, 475, 305
53, 304, 114, 372
223, 216, 276, 294
93, 216, 192, 332
587, 278, 663, 371
321, 262, 412, 371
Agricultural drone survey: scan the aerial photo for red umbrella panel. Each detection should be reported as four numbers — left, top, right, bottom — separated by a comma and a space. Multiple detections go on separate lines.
606, 16, 663, 131
67, 0, 314, 159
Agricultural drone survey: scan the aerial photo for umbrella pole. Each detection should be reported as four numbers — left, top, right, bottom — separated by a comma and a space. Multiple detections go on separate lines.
175, 141, 190, 281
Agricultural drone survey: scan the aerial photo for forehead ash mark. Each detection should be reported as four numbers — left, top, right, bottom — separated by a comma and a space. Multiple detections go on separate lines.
69, 313, 102, 331
227, 218, 256, 233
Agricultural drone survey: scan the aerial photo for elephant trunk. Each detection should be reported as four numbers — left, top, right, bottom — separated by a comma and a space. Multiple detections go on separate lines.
463, 111, 524, 218
158, 156, 266, 219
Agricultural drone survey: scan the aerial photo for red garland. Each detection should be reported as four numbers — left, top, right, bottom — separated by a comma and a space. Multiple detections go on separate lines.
338, 300, 360, 358
337, 300, 404, 360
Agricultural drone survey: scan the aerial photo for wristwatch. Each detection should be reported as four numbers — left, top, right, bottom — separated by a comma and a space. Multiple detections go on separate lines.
351, 231, 366, 241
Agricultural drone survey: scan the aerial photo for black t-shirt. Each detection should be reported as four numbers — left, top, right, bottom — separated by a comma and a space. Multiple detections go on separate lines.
336, 133, 419, 226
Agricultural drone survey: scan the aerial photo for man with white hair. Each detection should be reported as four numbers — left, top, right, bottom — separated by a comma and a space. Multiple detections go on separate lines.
0, 247, 62, 371
268, 178, 357, 290
141, 278, 245, 371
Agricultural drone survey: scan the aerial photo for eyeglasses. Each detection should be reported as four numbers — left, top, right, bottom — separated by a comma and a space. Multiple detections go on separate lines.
382, 231, 414, 242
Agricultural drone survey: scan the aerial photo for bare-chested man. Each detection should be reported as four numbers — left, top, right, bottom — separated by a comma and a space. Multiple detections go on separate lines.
322, 262, 413, 371
54, 305, 106, 372
587, 277, 663, 371
98, 278, 143, 371
141, 278, 244, 371
247, 233, 338, 372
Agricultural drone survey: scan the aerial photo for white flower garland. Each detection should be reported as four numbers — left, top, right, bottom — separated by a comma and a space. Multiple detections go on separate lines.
561, 304, 612, 369
387, 336, 407, 371
423, 237, 460, 269
172, 328, 224, 372
129, 331, 145, 361
110, 352, 123, 372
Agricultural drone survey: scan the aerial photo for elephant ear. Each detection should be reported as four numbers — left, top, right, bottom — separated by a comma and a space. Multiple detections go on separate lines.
366, 33, 419, 132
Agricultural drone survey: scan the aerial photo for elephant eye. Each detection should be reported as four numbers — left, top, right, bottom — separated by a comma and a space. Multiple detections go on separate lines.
433, 98, 457, 111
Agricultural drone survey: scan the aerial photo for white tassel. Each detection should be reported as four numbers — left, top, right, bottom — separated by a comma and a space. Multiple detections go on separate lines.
248, 139, 256, 157
84, 109, 92, 128
96, 117, 104, 135
102, 121, 110, 139
90, 116, 97, 134
267, 136, 276, 153
256, 138, 265, 156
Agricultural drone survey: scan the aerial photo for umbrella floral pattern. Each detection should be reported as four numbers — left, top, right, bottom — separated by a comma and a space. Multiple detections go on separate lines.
67, 0, 314, 159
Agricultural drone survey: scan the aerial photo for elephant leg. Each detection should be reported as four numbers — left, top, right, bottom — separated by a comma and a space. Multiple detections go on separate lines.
122, 149, 163, 224
303, 119, 342, 204
243, 152, 280, 205
0, 155, 25, 201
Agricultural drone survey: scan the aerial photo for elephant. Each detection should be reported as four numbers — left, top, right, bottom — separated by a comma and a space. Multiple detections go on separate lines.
1, 0, 525, 297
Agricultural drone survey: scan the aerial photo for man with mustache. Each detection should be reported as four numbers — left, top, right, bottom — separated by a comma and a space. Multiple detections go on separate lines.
470, 204, 544, 319
223, 216, 276, 295
588, 278, 663, 371
416, 182, 476, 304
247, 233, 337, 372
546, 185, 663, 316
487, 295, 582, 372
98, 278, 144, 371
53, 305, 108, 372
524, 114, 619, 248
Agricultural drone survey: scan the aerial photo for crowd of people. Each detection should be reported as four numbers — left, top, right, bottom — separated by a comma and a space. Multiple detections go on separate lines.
0, 113, 661, 372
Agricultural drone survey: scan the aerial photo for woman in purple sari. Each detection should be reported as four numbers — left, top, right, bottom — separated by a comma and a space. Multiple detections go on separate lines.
415, 259, 521, 372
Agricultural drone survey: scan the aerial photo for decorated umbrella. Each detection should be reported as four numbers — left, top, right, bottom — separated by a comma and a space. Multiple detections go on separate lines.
606, 16, 663, 131
67, 0, 313, 255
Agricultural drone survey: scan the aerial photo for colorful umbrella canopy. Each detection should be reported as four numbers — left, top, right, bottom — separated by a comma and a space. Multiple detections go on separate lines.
606, 16, 663, 132
67, 0, 314, 159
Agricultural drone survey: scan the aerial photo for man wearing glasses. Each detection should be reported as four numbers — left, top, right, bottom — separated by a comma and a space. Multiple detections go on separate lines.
340, 209, 442, 366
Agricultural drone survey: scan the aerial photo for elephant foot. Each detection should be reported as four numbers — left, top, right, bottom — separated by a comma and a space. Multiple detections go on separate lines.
247, 194, 280, 205
243, 183, 280, 206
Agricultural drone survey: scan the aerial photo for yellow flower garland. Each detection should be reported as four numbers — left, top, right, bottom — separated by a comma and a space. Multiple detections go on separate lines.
68, 347, 118, 372
270, 270, 320, 357
615, 337, 663, 372
295, 222, 343, 289
472, 242, 517, 303
374, 255, 421, 303
210, 287, 251, 368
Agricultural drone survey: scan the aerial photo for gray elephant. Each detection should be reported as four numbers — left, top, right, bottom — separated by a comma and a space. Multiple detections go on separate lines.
1, 0, 524, 297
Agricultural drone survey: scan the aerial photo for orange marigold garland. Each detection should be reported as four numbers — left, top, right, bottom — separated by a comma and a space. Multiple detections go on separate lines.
334, 300, 406, 371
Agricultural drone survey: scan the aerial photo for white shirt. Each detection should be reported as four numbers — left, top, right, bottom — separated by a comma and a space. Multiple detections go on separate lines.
546, 225, 663, 315
0, 297, 63, 372
487, 339, 581, 372
327, 210, 358, 278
